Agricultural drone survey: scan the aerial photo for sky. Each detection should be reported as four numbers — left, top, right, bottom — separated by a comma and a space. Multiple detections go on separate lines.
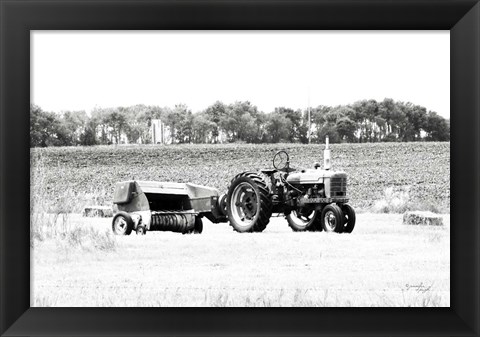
31, 31, 450, 119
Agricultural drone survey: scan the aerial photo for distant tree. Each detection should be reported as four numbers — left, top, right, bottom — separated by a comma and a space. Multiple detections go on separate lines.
60, 110, 89, 145
30, 104, 65, 147
254, 112, 269, 143
219, 114, 238, 142
221, 101, 263, 142
371, 116, 386, 141
311, 105, 331, 128
164, 104, 190, 143
378, 98, 399, 140
424, 112, 450, 141
273, 107, 304, 143
121, 105, 148, 144
336, 117, 357, 142
30, 98, 450, 147
402, 104, 427, 141
317, 123, 340, 143
205, 101, 228, 143
238, 112, 262, 143
266, 114, 292, 143
30, 104, 50, 147
350, 99, 379, 142
192, 112, 216, 143
177, 109, 194, 143
80, 120, 97, 146
107, 107, 129, 144
412, 105, 428, 139
91, 107, 111, 144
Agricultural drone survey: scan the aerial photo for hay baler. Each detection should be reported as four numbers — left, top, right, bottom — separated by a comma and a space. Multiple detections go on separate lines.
112, 181, 227, 235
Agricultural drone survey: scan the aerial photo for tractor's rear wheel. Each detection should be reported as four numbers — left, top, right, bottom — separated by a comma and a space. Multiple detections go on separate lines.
112, 211, 133, 235
320, 204, 344, 233
341, 204, 356, 233
286, 209, 322, 232
227, 172, 272, 233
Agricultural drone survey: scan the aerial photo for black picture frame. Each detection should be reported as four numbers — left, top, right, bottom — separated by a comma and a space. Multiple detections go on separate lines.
1, 0, 479, 336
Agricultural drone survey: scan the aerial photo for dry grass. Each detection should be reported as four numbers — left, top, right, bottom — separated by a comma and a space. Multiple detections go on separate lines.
31, 152, 116, 250
32, 214, 450, 307
369, 186, 448, 214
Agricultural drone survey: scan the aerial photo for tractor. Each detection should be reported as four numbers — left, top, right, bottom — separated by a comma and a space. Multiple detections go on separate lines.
111, 137, 355, 235
225, 136, 355, 233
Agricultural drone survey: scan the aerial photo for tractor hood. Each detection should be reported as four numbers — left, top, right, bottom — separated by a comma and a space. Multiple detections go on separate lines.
286, 169, 347, 185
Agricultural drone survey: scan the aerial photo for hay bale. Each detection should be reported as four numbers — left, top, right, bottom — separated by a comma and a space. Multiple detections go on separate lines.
402, 211, 443, 226
82, 205, 113, 218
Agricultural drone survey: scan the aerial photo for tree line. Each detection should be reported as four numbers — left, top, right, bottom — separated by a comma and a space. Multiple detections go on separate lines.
30, 98, 450, 147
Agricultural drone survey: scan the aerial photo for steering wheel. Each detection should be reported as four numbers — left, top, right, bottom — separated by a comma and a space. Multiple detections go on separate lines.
273, 150, 290, 171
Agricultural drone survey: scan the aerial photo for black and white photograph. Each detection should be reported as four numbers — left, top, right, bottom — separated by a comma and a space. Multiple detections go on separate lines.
30, 31, 450, 307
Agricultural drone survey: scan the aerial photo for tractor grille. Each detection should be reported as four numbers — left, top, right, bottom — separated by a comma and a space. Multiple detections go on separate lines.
330, 177, 347, 197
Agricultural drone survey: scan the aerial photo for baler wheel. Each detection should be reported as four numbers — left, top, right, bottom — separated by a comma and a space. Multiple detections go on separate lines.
286, 209, 322, 232
226, 172, 272, 233
112, 211, 133, 235
341, 204, 356, 233
136, 224, 146, 235
320, 204, 344, 233
193, 217, 203, 234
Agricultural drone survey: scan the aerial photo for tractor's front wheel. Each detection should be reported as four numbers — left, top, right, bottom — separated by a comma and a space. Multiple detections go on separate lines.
286, 209, 322, 232
320, 204, 344, 233
227, 172, 272, 233
341, 204, 356, 233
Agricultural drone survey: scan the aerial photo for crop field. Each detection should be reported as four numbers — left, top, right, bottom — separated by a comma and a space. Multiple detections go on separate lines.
30, 142, 450, 307
31, 142, 450, 213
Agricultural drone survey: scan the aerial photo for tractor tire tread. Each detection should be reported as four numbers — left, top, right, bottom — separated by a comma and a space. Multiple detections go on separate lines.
227, 171, 272, 233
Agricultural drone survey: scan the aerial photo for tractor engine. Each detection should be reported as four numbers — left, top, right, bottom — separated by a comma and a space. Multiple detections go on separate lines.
285, 135, 348, 203
286, 171, 348, 200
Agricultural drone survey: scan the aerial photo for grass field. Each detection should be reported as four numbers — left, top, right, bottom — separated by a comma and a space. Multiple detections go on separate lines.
31, 142, 450, 307
32, 213, 450, 307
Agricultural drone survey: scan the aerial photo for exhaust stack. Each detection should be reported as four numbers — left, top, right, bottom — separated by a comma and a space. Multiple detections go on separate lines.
324, 136, 331, 170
